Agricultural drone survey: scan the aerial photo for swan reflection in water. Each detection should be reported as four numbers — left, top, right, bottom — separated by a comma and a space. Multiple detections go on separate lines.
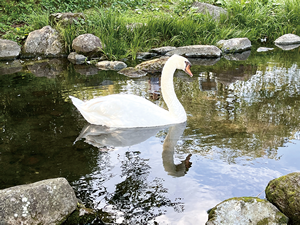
75, 122, 192, 177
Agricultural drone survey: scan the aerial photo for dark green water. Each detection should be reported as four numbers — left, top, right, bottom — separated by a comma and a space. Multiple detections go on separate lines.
1, 47, 300, 224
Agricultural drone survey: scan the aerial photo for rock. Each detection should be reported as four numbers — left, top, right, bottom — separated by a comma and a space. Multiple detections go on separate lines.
257, 47, 274, 52
191, 2, 227, 20
22, 26, 66, 58
206, 197, 288, 225
135, 56, 169, 73
274, 33, 300, 45
150, 46, 177, 55
118, 67, 148, 78
49, 12, 86, 25
223, 50, 251, 61
0, 39, 21, 60
72, 34, 104, 57
275, 43, 300, 51
0, 178, 78, 225
166, 45, 221, 58
136, 52, 157, 60
217, 38, 251, 53
96, 61, 127, 71
0, 60, 22, 75
68, 52, 87, 65
265, 172, 300, 224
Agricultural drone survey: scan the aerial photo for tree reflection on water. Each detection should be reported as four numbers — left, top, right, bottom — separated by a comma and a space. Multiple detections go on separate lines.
73, 123, 191, 224
105, 151, 183, 224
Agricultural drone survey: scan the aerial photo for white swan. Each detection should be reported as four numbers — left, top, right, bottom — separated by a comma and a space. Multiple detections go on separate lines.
69, 54, 193, 128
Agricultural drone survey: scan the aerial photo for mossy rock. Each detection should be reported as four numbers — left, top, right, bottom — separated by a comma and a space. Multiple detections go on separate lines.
206, 197, 288, 225
118, 67, 147, 77
135, 56, 169, 73
265, 172, 300, 223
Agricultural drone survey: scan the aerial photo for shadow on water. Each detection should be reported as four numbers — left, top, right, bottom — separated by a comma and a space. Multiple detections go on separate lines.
1, 46, 300, 224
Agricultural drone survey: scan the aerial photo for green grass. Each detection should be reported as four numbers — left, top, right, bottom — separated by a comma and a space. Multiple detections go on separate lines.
1, 0, 300, 60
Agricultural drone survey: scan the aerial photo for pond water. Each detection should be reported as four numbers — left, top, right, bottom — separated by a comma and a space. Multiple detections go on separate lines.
1, 47, 300, 224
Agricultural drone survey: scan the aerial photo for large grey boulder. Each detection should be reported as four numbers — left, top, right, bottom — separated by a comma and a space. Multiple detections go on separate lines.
206, 197, 288, 225
266, 172, 300, 224
0, 39, 21, 60
22, 26, 66, 58
72, 34, 103, 57
96, 60, 127, 71
166, 45, 222, 58
274, 33, 300, 45
217, 38, 251, 53
0, 178, 78, 225
191, 2, 227, 20
49, 12, 85, 25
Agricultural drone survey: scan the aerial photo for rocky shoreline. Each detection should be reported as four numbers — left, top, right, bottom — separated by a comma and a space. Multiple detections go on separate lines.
1, 172, 300, 224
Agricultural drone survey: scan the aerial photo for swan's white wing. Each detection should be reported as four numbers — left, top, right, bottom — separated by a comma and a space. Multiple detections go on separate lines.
70, 94, 175, 127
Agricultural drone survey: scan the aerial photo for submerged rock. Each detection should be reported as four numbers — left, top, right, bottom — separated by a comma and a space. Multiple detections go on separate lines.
191, 2, 227, 20
166, 45, 221, 58
0, 178, 78, 225
266, 172, 300, 224
22, 26, 66, 58
0, 39, 21, 60
217, 38, 251, 53
206, 197, 288, 225
274, 33, 300, 45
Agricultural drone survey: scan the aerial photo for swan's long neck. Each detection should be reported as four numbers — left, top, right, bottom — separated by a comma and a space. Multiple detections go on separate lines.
161, 59, 187, 122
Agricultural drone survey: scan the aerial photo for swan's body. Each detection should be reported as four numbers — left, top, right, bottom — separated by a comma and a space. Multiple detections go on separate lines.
69, 54, 193, 128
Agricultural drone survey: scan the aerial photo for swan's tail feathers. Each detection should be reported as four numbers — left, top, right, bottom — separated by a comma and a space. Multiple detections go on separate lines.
69, 95, 84, 108
69, 95, 105, 125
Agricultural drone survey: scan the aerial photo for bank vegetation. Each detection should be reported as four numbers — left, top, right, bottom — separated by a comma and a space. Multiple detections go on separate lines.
1, 0, 299, 59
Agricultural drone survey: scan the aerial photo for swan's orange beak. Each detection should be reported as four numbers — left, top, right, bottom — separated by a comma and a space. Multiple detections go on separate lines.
185, 62, 193, 77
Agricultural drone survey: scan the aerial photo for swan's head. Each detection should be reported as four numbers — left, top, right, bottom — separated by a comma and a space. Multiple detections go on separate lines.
170, 54, 193, 77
